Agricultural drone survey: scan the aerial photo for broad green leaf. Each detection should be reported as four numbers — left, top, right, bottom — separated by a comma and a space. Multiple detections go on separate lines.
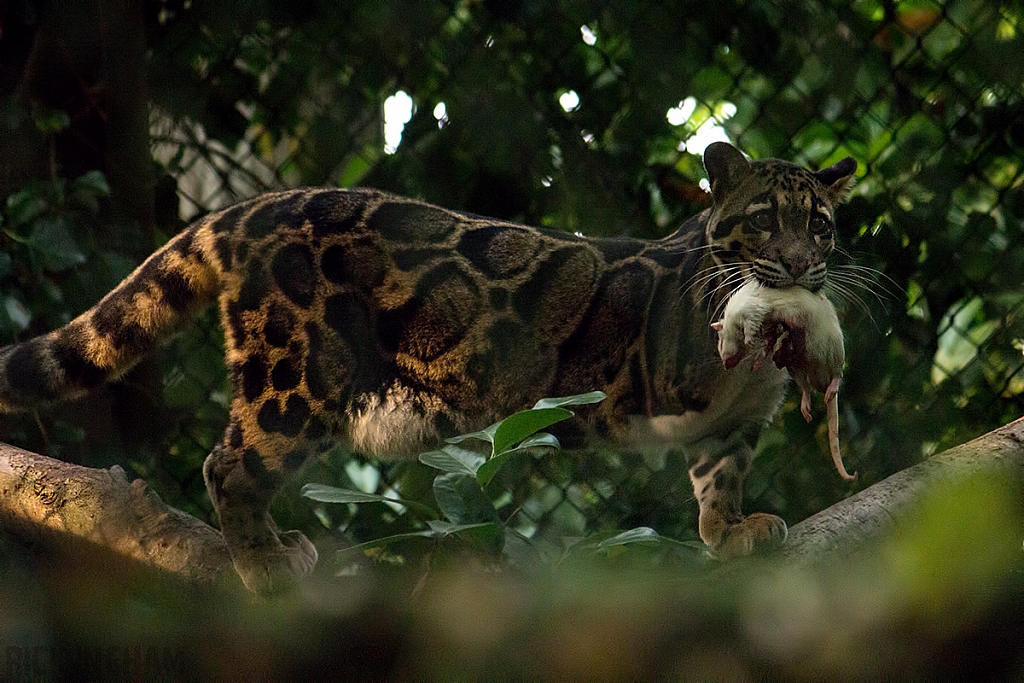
5, 190, 47, 228
667, 539, 710, 552
426, 520, 498, 535
33, 108, 70, 133
334, 522, 503, 563
300, 483, 436, 517
445, 423, 500, 446
445, 393, 603, 453
71, 171, 111, 213
597, 526, 660, 548
565, 528, 707, 560
72, 170, 111, 197
28, 218, 86, 271
432, 472, 498, 525
476, 451, 513, 488
475, 433, 560, 488
466, 521, 504, 552
301, 483, 392, 504
491, 407, 572, 455
531, 391, 607, 410
517, 432, 561, 450
419, 444, 485, 475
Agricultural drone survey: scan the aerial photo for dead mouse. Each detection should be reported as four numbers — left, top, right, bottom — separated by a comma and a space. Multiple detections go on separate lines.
712, 280, 856, 481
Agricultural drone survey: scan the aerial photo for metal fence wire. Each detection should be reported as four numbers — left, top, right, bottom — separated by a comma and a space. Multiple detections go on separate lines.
87, 1, 1024, 544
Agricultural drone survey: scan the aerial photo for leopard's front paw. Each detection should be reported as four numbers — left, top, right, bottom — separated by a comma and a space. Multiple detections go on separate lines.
710, 512, 788, 560
229, 529, 318, 595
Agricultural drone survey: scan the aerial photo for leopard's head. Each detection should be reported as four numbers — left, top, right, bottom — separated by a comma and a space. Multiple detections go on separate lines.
702, 142, 857, 291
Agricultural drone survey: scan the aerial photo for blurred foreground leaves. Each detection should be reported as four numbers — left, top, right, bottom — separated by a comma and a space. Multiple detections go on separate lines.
1, 470, 1020, 681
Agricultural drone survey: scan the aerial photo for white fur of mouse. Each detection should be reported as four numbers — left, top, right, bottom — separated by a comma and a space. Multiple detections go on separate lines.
711, 280, 855, 481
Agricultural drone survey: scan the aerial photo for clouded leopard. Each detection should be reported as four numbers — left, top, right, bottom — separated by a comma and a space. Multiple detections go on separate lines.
0, 142, 857, 592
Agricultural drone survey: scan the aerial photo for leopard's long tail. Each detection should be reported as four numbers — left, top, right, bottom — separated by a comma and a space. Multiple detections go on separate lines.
0, 223, 221, 412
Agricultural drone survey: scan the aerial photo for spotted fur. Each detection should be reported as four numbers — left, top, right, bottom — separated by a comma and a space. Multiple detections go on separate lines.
0, 142, 856, 591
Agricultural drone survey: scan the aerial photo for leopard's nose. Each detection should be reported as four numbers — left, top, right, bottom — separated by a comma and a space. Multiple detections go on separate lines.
776, 251, 810, 280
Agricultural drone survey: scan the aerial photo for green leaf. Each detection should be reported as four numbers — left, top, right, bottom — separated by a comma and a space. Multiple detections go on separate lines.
445, 423, 500, 446
5, 189, 47, 228
426, 520, 497, 535
27, 218, 86, 271
513, 431, 561, 450
597, 527, 660, 548
301, 483, 393, 504
71, 170, 111, 197
432, 472, 498, 525
531, 391, 607, 410
475, 452, 512, 488
335, 522, 504, 562
33, 107, 70, 133
564, 528, 708, 561
71, 171, 111, 213
475, 433, 560, 488
444, 393, 604, 454
300, 483, 437, 517
418, 444, 485, 476
491, 407, 572, 455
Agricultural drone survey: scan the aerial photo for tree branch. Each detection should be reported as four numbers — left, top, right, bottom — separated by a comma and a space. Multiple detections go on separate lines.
2, 416, 1022, 586
781, 414, 1024, 562
0, 442, 233, 585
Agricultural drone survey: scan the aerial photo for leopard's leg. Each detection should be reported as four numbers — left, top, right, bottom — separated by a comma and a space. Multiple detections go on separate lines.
203, 419, 318, 593
686, 428, 787, 559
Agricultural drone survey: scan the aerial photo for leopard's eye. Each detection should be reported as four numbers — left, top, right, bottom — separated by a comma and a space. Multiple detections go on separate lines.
750, 209, 773, 229
810, 215, 831, 234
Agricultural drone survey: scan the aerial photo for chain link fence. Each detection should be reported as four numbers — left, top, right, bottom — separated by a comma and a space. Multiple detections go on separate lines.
12, 0, 1020, 547
147, 0, 1024, 544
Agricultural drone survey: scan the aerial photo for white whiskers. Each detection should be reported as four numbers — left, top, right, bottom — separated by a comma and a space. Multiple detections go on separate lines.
824, 258, 903, 327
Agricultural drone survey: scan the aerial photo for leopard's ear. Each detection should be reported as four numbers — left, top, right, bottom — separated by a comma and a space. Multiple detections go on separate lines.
703, 142, 751, 203
815, 157, 857, 205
